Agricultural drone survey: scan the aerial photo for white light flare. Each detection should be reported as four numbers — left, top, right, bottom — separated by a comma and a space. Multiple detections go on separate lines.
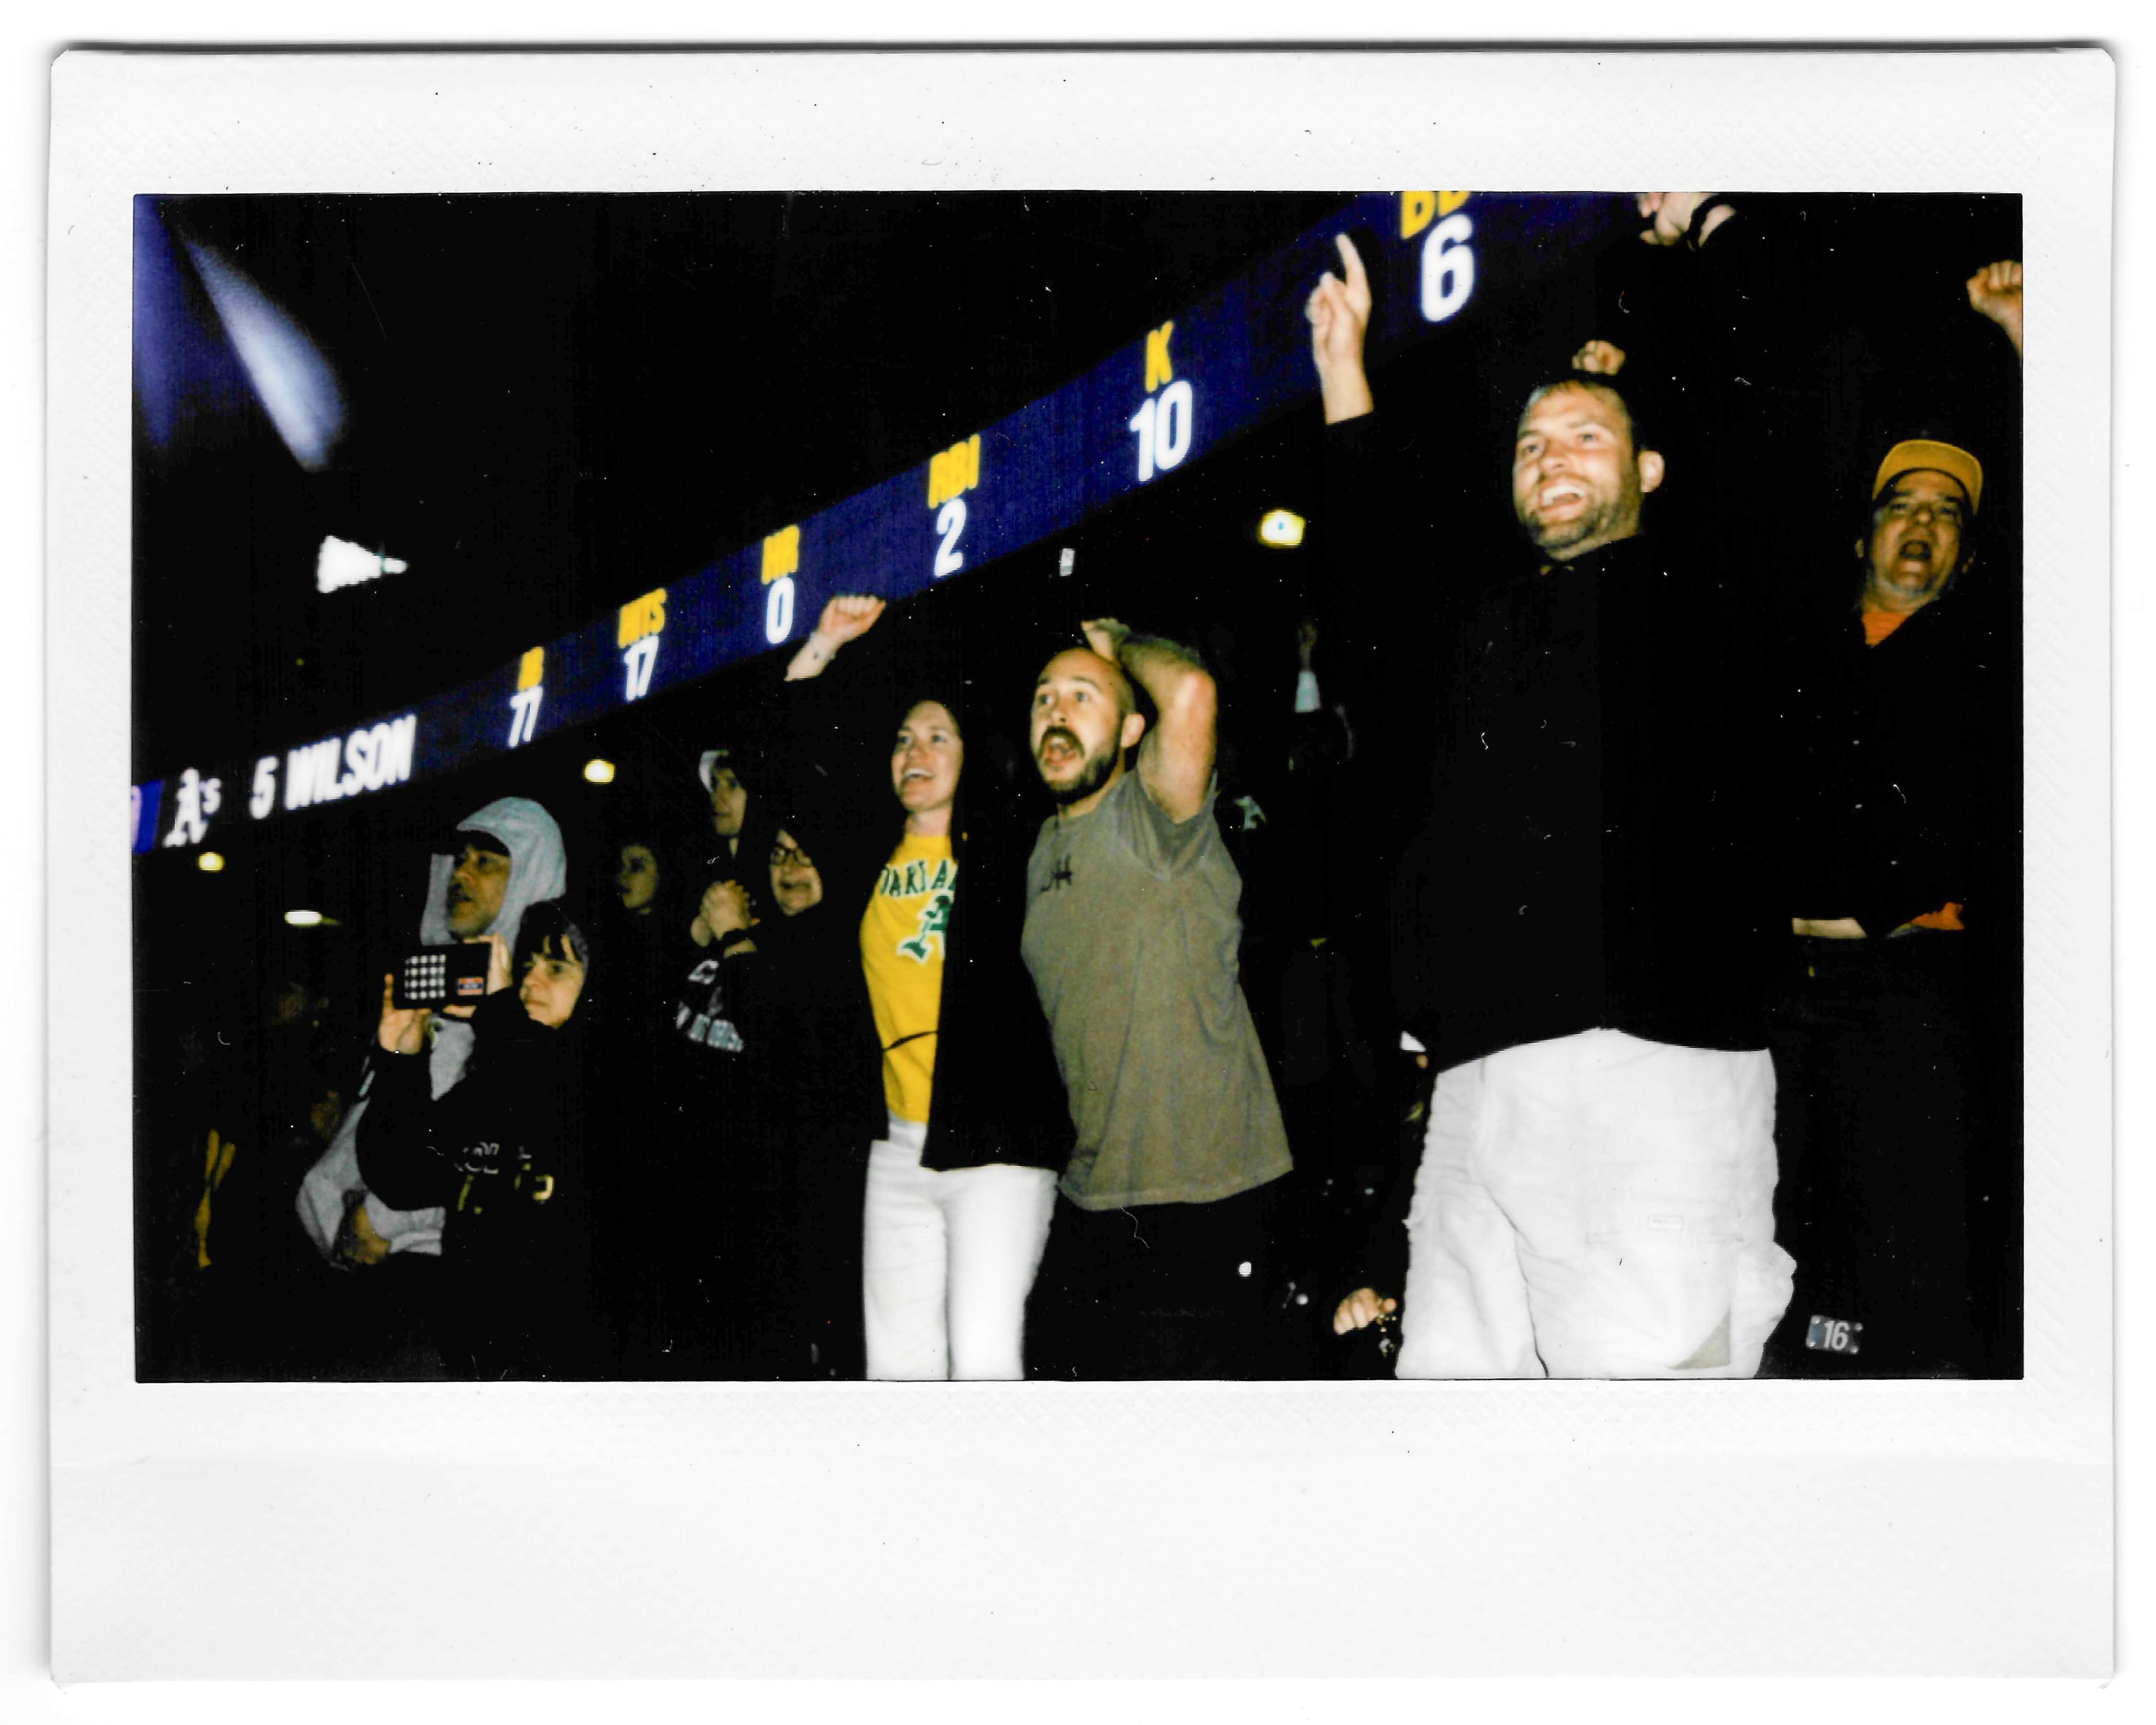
317, 536, 410, 594
184, 240, 346, 471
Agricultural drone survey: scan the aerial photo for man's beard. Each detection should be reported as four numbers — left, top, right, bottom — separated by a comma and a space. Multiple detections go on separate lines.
1038, 728, 1120, 806
1518, 480, 1638, 560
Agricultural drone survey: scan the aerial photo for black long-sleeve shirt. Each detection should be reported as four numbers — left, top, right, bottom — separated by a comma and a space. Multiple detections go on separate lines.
356, 991, 605, 1375
1321, 415, 1783, 1076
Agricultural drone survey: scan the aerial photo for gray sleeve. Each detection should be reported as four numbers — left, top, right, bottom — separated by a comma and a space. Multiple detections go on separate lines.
1112, 772, 1219, 878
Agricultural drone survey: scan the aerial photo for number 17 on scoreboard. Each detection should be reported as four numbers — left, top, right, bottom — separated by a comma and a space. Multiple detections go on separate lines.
618, 588, 667, 701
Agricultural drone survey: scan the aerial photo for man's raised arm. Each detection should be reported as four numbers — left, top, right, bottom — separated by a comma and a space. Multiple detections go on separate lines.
1083, 618, 1216, 824
1305, 232, 1375, 426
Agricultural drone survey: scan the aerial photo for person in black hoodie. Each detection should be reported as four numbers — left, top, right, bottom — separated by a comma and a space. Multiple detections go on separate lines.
355, 900, 608, 1380
769, 595, 1071, 1380
698, 824, 884, 1378
1307, 233, 1793, 1380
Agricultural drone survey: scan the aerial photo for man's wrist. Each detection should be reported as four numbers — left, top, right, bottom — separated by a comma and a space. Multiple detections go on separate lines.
1319, 371, 1376, 425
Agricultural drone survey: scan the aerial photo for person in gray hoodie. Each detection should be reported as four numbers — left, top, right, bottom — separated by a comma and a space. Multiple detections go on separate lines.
296, 797, 569, 1288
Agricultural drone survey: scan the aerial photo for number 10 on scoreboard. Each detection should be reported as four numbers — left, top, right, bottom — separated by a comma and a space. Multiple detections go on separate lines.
1129, 321, 1194, 485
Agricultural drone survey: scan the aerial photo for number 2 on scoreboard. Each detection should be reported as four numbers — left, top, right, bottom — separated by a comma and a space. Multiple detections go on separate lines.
934, 498, 967, 578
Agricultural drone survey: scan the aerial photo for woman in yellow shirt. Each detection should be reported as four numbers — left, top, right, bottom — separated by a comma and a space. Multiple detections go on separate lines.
778, 596, 1070, 1379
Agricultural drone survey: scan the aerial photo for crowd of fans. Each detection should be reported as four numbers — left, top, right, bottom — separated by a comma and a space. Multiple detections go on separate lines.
148, 193, 2025, 1382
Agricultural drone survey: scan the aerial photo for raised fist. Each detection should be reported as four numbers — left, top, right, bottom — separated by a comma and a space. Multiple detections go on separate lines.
1966, 259, 2023, 356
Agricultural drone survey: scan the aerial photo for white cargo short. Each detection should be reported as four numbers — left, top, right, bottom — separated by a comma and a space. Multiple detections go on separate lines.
1396, 1029, 1795, 1379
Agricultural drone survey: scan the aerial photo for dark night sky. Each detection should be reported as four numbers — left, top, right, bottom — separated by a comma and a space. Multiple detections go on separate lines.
130, 188, 2022, 964
131, 191, 1366, 780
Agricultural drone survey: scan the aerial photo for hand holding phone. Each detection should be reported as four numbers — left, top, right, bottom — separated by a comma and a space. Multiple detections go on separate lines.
377, 972, 431, 1055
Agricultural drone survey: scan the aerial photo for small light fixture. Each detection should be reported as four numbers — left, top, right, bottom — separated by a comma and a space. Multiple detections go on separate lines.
1257, 509, 1306, 549
197, 851, 225, 873
317, 535, 410, 594
583, 759, 616, 784
284, 909, 324, 928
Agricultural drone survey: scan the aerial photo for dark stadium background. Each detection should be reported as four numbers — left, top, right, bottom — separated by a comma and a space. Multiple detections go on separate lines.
131, 191, 2022, 1379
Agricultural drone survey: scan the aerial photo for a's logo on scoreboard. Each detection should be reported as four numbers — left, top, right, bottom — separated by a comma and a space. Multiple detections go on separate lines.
159, 769, 219, 848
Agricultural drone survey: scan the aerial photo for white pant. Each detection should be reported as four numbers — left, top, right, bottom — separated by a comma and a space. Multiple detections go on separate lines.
1397, 1030, 1794, 1379
862, 1116, 1059, 1381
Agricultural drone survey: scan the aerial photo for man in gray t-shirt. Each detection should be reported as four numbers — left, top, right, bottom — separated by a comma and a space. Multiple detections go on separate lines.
1021, 618, 1293, 1379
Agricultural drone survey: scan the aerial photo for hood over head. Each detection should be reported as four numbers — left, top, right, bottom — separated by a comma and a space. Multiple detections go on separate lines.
418, 796, 568, 953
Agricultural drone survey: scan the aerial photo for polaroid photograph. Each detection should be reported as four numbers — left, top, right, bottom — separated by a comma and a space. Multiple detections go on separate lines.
49, 45, 2113, 1680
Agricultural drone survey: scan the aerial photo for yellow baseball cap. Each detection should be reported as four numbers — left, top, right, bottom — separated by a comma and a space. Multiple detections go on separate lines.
1872, 439, 1984, 515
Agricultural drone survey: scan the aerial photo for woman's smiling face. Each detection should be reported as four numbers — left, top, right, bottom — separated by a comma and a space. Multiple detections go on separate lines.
891, 701, 964, 821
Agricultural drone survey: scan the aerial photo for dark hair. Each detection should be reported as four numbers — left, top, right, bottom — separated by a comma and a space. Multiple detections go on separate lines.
1519, 371, 1658, 457
894, 688, 967, 743
887, 683, 1031, 854
516, 898, 595, 1010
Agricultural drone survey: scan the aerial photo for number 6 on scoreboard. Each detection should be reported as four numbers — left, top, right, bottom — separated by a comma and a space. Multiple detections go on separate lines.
1420, 212, 1476, 324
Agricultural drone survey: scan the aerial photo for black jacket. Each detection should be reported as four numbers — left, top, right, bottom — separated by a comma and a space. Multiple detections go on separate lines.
356, 990, 605, 1376
1777, 587, 2012, 942
745, 658, 1073, 1176
1323, 415, 1782, 1075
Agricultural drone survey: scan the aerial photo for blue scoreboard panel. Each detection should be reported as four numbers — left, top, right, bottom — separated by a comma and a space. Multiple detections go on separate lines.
134, 191, 1624, 857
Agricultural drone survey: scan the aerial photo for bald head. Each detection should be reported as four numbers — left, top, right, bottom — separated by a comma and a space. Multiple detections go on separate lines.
1030, 646, 1145, 808
1036, 647, 1134, 722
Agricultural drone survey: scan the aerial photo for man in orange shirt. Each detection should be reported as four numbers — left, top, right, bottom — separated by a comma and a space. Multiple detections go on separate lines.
1769, 260, 2022, 1377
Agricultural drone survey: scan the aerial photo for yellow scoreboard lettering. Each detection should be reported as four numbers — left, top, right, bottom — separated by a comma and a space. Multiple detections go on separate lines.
517, 646, 545, 691
926, 434, 982, 509
761, 526, 800, 585
1144, 321, 1175, 393
615, 588, 667, 647
1403, 190, 1472, 238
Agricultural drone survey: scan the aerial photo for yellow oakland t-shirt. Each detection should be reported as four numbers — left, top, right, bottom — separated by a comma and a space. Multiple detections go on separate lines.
860, 833, 957, 1122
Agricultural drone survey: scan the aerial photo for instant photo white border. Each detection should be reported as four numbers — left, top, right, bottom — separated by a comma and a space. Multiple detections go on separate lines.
49, 48, 2113, 1678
